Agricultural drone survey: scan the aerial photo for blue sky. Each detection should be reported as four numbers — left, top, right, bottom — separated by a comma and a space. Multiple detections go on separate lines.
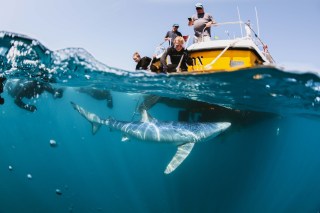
1, 0, 319, 72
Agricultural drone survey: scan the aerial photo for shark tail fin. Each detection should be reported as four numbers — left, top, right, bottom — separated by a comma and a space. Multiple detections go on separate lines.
71, 101, 106, 135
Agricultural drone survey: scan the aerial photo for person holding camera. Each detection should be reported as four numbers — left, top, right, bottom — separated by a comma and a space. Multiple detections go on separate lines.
188, 3, 216, 43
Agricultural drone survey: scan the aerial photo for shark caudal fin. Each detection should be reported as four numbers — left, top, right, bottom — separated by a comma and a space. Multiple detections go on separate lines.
70, 102, 104, 134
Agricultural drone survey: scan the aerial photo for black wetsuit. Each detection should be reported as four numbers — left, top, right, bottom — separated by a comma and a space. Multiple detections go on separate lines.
7, 79, 63, 112
0, 77, 6, 105
135, 57, 152, 70
160, 47, 189, 73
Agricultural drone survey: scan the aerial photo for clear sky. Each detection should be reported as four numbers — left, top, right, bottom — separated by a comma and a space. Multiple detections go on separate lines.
1, 0, 319, 72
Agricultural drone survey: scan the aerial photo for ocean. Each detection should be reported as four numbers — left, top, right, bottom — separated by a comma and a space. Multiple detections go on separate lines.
1, 31, 320, 213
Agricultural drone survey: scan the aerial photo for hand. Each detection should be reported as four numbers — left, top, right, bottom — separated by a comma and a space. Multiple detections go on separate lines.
205, 22, 212, 28
53, 89, 63, 98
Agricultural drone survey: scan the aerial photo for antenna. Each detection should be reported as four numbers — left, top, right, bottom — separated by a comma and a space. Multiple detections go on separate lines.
237, 6, 243, 37
255, 7, 260, 37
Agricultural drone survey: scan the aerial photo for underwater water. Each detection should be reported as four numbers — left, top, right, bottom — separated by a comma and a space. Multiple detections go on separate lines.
1, 31, 320, 213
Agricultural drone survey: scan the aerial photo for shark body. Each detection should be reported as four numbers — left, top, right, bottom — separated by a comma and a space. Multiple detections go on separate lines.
71, 102, 231, 174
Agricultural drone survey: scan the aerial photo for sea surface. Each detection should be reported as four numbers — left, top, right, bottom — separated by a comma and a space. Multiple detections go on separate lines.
1, 31, 320, 213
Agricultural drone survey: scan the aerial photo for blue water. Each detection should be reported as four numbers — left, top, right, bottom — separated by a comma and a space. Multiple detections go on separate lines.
1, 31, 320, 213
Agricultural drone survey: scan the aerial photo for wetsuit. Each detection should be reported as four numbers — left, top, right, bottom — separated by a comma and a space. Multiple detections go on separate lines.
0, 77, 6, 105
160, 47, 189, 73
135, 57, 152, 70
7, 79, 63, 112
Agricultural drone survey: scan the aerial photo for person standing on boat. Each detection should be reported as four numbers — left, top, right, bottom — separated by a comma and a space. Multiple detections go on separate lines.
160, 36, 190, 73
188, 3, 216, 43
164, 24, 183, 47
132, 52, 152, 70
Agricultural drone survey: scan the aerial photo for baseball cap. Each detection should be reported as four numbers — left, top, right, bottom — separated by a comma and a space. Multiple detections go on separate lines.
173, 24, 179, 27
195, 3, 203, 8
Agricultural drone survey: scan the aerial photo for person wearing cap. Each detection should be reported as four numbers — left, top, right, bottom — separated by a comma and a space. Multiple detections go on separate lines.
188, 3, 216, 43
164, 24, 183, 47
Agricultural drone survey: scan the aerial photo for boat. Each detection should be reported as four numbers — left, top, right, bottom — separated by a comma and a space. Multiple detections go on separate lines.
151, 21, 275, 74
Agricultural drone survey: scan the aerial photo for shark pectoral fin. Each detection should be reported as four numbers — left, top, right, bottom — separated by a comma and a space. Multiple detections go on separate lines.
164, 142, 195, 174
92, 123, 101, 135
121, 135, 130, 142
71, 101, 104, 135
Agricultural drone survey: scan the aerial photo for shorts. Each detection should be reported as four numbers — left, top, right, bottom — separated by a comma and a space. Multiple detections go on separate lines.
193, 35, 211, 43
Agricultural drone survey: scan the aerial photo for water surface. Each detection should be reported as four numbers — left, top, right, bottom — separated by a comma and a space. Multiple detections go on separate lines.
1, 31, 320, 213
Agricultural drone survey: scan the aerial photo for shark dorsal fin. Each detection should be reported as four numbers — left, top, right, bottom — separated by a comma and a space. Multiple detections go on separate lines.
141, 109, 154, 123
164, 142, 195, 174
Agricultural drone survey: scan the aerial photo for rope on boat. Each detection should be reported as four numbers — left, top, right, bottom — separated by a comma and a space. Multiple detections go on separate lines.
244, 22, 276, 63
204, 39, 241, 70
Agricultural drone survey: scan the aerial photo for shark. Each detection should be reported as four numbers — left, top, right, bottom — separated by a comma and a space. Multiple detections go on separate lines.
71, 102, 231, 174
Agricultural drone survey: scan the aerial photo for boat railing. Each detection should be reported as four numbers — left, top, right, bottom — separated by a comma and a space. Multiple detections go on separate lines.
152, 20, 275, 64
207, 21, 257, 42
209, 21, 275, 63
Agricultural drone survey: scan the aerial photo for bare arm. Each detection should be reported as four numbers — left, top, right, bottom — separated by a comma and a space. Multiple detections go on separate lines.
205, 20, 217, 28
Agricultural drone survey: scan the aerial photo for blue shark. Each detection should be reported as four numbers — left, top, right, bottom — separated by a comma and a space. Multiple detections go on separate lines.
71, 102, 231, 174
